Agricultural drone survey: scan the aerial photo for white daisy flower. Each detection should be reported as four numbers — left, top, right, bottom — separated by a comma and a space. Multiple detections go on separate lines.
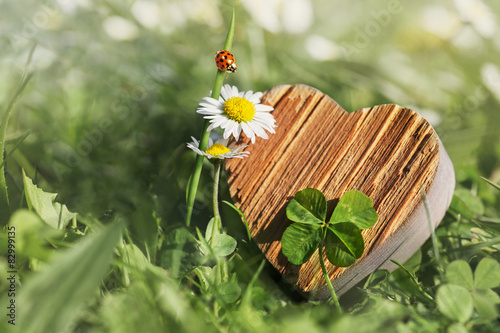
196, 84, 276, 144
186, 136, 250, 160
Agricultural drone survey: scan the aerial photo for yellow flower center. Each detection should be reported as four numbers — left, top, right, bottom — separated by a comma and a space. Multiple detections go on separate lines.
223, 97, 256, 123
205, 143, 230, 156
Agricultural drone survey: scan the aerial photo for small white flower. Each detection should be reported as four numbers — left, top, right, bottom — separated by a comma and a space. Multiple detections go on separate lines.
196, 84, 276, 144
186, 136, 250, 160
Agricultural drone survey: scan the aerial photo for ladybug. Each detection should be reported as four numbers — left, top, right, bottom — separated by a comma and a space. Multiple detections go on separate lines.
215, 50, 237, 73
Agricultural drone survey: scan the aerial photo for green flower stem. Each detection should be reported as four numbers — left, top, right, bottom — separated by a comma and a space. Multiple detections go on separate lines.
318, 229, 341, 312
210, 161, 222, 247
185, 9, 235, 227
213, 162, 222, 226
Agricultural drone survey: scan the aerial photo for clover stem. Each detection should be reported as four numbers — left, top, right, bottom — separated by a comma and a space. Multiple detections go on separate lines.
185, 9, 235, 227
318, 230, 341, 312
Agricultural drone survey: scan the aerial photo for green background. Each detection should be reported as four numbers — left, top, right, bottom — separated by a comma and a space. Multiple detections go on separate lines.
1, 0, 500, 332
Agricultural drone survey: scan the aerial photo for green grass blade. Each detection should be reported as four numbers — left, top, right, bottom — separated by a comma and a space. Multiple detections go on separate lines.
185, 9, 235, 227
0, 46, 35, 226
223, 200, 251, 242
0, 130, 31, 170
222, 8, 235, 52
391, 259, 434, 303
422, 191, 444, 280
17, 221, 124, 333
481, 177, 500, 191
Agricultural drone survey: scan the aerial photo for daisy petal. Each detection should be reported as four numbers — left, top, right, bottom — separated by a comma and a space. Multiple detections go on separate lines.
255, 104, 274, 112
241, 122, 255, 140
233, 123, 242, 140
187, 134, 249, 160
220, 84, 232, 100
244, 90, 254, 100
231, 85, 239, 97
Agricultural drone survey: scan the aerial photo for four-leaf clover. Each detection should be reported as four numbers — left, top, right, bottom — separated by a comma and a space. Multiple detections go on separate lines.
281, 188, 378, 267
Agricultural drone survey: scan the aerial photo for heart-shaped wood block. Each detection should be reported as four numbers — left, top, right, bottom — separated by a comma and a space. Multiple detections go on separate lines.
225, 84, 455, 300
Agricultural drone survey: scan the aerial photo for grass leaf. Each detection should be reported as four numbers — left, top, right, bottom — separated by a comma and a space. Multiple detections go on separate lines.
129, 197, 159, 262
17, 221, 123, 333
453, 189, 484, 217
481, 177, 500, 191
22, 170, 77, 229
8, 209, 62, 261
0, 70, 34, 227
159, 226, 200, 278
223, 200, 251, 242
448, 194, 474, 220
0, 130, 31, 171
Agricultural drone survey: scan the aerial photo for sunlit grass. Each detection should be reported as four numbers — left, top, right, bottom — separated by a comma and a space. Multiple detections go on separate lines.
1, 1, 500, 332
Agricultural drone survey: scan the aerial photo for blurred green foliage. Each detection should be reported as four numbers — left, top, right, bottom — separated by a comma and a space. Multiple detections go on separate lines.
1, 0, 500, 332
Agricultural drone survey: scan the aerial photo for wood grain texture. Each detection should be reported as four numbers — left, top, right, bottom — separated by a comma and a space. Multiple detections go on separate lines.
225, 84, 455, 300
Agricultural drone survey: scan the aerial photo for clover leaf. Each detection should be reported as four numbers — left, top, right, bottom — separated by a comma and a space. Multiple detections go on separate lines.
329, 190, 378, 229
437, 257, 500, 321
325, 222, 364, 267
281, 223, 322, 265
286, 187, 326, 224
281, 188, 378, 267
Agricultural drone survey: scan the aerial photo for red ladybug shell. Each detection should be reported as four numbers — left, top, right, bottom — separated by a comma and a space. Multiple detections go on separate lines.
215, 50, 237, 73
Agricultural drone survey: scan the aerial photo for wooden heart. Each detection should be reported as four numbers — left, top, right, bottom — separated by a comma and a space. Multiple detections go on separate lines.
225, 84, 455, 300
